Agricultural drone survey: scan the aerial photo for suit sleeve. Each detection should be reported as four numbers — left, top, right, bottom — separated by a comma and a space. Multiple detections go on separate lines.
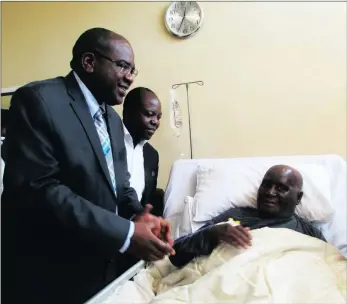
3, 87, 133, 255
148, 148, 159, 203
153, 150, 159, 192
144, 147, 163, 216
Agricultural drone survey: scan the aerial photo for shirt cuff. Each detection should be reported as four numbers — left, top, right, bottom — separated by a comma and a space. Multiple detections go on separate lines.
119, 221, 135, 253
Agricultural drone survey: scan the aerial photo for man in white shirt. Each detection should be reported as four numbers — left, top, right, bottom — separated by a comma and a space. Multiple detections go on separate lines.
122, 87, 163, 216
119, 87, 164, 274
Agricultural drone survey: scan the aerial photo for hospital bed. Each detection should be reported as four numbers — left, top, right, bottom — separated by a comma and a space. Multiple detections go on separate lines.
86, 153, 346, 304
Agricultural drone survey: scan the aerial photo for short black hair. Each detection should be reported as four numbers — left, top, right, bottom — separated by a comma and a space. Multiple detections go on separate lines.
123, 87, 156, 114
70, 28, 113, 70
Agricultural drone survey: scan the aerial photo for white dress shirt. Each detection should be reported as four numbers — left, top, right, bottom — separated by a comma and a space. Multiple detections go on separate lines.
73, 71, 134, 253
123, 125, 147, 202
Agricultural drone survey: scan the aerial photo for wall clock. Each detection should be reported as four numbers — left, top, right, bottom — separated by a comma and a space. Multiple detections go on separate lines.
165, 2, 204, 38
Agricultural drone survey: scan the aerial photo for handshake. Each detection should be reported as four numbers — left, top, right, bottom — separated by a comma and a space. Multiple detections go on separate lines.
127, 204, 176, 261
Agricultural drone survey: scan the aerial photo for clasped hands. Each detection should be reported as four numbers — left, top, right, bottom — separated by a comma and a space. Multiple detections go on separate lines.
127, 204, 175, 261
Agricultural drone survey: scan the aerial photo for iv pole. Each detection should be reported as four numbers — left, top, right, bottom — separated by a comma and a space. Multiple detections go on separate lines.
172, 80, 204, 159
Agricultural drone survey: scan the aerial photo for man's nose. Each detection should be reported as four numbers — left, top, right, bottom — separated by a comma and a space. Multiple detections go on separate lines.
267, 186, 276, 195
150, 117, 158, 126
123, 73, 134, 85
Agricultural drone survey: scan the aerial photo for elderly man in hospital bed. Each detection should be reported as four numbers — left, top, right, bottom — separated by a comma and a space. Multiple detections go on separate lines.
100, 163, 346, 304
170, 164, 325, 267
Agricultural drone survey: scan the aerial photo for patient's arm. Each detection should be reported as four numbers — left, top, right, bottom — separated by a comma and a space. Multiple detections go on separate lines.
169, 224, 218, 268
297, 216, 327, 242
313, 228, 326, 242
169, 207, 246, 267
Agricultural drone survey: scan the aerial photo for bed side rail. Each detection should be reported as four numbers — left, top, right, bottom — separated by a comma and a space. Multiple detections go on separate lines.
85, 260, 146, 304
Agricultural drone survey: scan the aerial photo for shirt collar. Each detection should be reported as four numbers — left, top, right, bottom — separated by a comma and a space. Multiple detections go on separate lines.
123, 124, 147, 148
73, 71, 105, 118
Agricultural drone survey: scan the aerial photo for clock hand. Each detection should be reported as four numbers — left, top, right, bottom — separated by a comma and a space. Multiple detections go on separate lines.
178, 3, 187, 32
183, 1, 187, 18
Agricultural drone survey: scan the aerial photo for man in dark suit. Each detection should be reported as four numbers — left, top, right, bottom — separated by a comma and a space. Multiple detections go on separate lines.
1, 28, 174, 304
122, 87, 164, 217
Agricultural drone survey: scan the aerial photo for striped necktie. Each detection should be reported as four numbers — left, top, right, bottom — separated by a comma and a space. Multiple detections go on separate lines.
93, 107, 117, 196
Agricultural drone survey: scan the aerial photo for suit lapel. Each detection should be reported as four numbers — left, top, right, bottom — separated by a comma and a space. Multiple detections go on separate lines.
106, 106, 119, 163
106, 105, 123, 194
143, 145, 150, 200
65, 72, 115, 194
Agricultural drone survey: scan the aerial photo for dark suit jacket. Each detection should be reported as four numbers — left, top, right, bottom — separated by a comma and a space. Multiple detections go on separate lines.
1, 72, 144, 304
142, 143, 160, 211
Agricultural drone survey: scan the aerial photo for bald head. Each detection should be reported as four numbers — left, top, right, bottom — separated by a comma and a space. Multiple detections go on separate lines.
265, 165, 303, 190
257, 164, 304, 219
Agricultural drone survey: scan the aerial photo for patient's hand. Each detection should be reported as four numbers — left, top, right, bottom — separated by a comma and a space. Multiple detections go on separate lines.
211, 223, 252, 249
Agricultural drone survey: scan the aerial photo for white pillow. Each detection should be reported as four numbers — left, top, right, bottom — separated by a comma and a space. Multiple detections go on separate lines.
193, 163, 333, 223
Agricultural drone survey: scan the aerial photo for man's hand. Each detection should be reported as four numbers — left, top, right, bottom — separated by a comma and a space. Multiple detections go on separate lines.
134, 204, 174, 247
127, 221, 175, 261
211, 223, 252, 249
157, 217, 173, 247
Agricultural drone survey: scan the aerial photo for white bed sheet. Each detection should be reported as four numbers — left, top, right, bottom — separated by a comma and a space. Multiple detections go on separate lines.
96, 228, 347, 304
163, 154, 346, 256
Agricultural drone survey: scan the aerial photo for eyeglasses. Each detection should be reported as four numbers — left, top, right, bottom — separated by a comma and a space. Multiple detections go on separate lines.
92, 50, 138, 78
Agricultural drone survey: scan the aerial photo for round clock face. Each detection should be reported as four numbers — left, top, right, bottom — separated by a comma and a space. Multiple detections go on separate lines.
165, 1, 204, 38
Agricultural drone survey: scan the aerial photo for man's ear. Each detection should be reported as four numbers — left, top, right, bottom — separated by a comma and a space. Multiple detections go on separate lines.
297, 191, 303, 205
81, 52, 96, 73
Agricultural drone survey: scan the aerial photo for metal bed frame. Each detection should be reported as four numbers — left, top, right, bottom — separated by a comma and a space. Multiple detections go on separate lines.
85, 260, 146, 304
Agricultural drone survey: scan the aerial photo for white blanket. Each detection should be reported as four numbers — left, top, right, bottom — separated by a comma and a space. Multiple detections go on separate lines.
105, 228, 347, 304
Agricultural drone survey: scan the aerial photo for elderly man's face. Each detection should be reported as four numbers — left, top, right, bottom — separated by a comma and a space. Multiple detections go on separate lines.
257, 166, 303, 218
87, 36, 135, 106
